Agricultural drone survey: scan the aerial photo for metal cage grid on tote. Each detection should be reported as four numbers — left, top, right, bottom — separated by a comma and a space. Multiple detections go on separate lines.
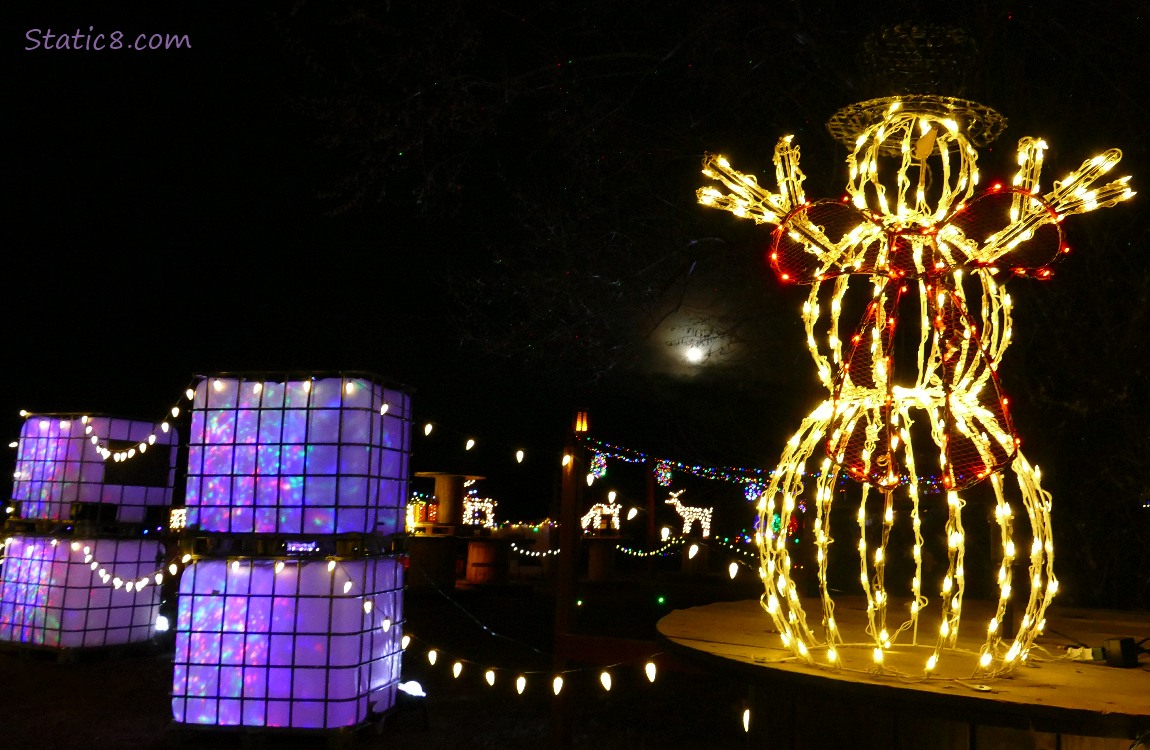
1, 413, 177, 651
0, 536, 163, 649
172, 373, 413, 732
11, 414, 179, 525
171, 556, 404, 730
183, 374, 410, 537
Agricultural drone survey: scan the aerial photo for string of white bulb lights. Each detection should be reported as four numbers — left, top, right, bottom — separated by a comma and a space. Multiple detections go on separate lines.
409, 634, 660, 697
0, 537, 167, 596
15, 379, 403, 467
698, 95, 1133, 678
509, 542, 561, 558
13, 410, 182, 464
13, 385, 536, 470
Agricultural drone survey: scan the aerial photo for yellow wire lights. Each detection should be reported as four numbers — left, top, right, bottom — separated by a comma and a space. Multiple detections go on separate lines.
698, 95, 1133, 678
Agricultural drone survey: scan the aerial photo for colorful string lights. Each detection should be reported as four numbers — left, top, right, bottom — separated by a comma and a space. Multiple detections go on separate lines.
590, 452, 608, 478
582, 436, 974, 496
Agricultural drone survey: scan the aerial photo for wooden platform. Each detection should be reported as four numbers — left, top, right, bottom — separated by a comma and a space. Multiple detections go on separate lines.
657, 598, 1150, 749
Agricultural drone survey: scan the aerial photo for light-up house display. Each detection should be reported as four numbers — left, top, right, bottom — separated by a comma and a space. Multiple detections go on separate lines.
183, 376, 409, 537
0, 536, 162, 648
1, 414, 177, 651
172, 373, 411, 732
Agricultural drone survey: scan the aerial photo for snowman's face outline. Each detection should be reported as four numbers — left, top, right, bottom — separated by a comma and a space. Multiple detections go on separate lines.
847, 110, 981, 226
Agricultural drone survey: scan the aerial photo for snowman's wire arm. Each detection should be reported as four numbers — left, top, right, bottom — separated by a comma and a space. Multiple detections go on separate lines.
698, 137, 843, 265
974, 141, 1134, 265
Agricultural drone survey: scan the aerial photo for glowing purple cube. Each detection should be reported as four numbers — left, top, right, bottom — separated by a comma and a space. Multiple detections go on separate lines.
183, 376, 411, 535
11, 415, 178, 523
0, 536, 163, 648
171, 557, 404, 728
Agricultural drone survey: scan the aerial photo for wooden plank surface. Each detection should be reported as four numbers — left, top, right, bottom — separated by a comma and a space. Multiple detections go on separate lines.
657, 597, 1150, 739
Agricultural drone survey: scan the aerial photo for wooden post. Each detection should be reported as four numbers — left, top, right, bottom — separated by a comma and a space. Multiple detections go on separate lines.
551, 414, 584, 748
646, 458, 657, 564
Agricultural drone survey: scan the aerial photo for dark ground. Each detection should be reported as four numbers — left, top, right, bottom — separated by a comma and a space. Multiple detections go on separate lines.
0, 552, 763, 749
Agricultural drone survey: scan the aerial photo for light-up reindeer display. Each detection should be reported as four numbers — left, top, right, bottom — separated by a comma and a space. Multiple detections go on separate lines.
698, 95, 1133, 676
665, 489, 713, 538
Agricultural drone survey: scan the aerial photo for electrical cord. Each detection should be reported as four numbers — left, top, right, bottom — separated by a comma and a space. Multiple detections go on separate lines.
407, 562, 549, 657
1046, 628, 1089, 648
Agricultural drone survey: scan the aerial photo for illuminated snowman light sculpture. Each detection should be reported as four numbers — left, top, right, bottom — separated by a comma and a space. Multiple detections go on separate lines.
698, 94, 1133, 677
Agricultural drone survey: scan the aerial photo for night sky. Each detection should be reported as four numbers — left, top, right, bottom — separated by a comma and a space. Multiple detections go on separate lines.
5, 2, 1149, 600
6, 4, 496, 495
